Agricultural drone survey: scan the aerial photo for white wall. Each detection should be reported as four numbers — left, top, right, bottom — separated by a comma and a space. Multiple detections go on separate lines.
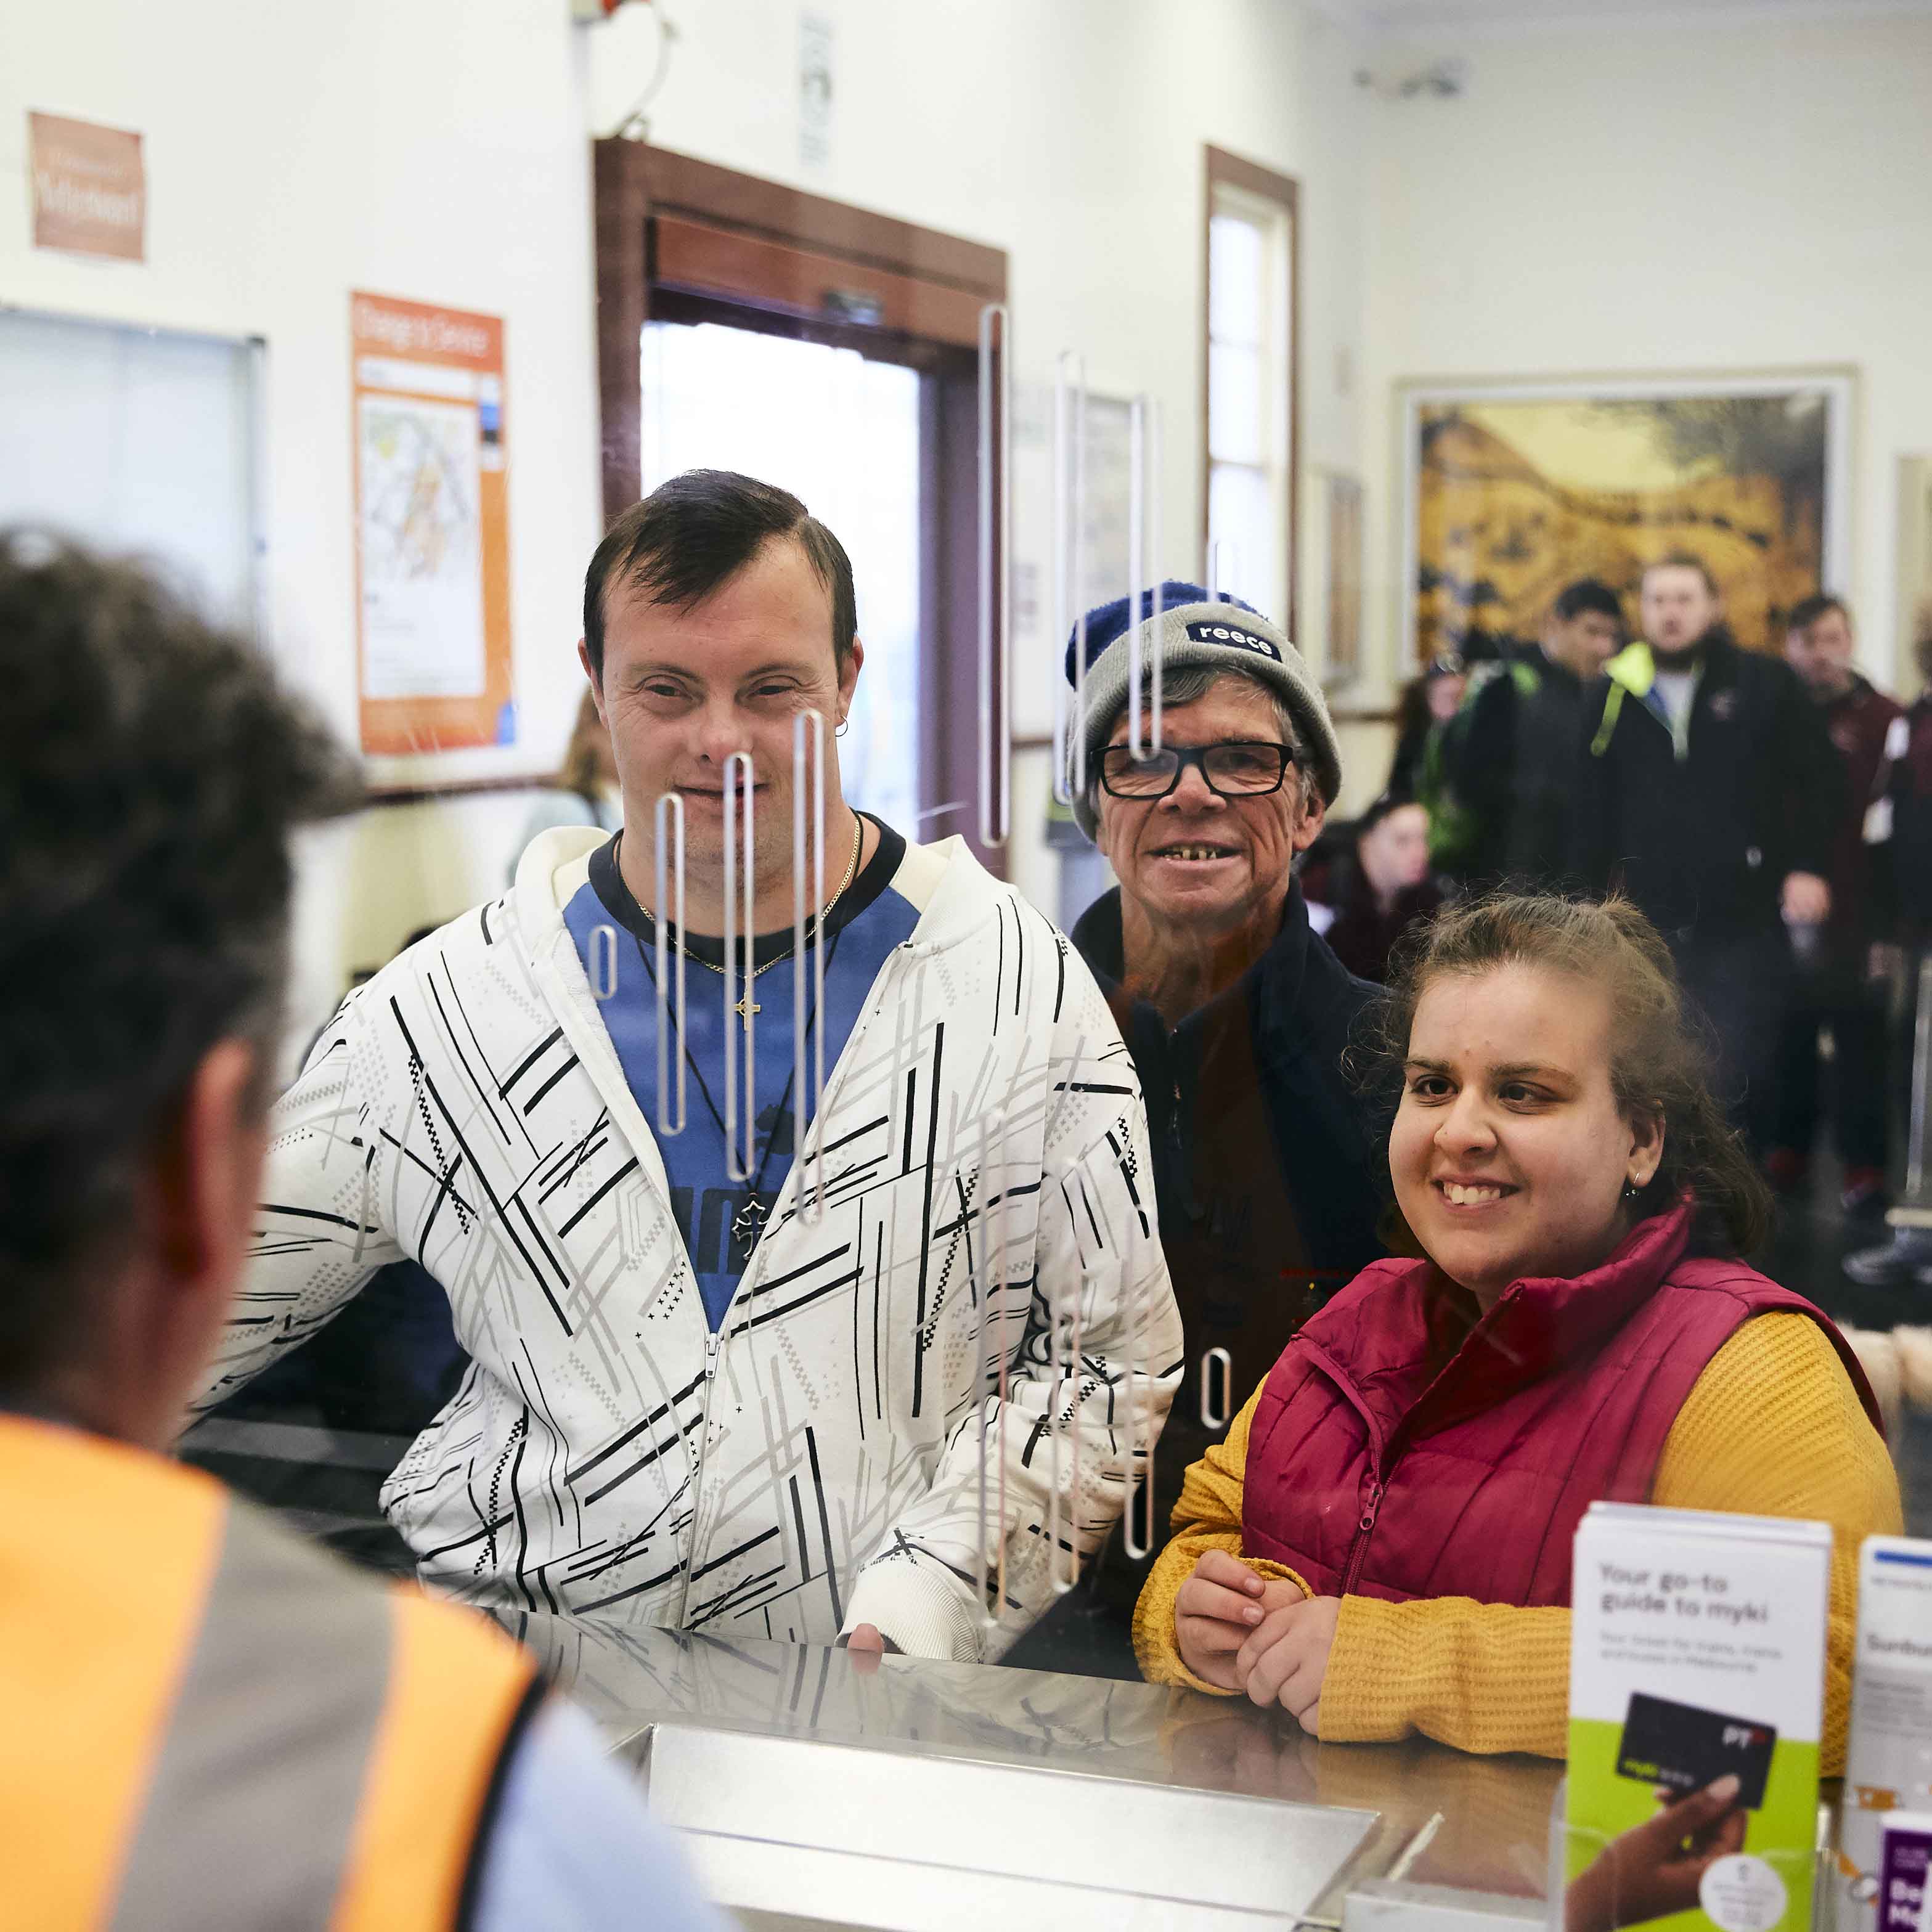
6, 0, 1373, 1039
2, 0, 605, 1051
1357, 9, 1932, 744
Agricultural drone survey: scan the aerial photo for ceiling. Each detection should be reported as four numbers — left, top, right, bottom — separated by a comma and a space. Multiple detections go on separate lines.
1327, 0, 1932, 30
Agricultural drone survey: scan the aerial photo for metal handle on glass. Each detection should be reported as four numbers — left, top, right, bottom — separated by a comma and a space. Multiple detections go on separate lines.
977, 301, 1012, 848
1051, 349, 1088, 807
1123, 394, 1165, 759
1198, 1345, 1232, 1432
1906, 953, 1932, 1204
587, 923, 619, 1002
1046, 1271, 1091, 1596
653, 791, 687, 1137
973, 1109, 1010, 1632
1120, 1240, 1157, 1562
793, 711, 828, 1222
722, 750, 756, 1183
1208, 537, 1236, 604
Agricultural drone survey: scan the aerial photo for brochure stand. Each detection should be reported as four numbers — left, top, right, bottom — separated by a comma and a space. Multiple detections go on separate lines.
1560, 1503, 1834, 1932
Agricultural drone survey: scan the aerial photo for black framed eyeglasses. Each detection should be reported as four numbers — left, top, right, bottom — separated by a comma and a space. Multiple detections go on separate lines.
1098, 740, 1296, 800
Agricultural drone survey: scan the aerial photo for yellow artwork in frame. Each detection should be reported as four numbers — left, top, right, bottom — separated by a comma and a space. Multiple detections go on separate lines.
1401, 372, 1853, 664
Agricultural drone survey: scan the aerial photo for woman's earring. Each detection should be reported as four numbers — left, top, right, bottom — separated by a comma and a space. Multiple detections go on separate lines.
835, 717, 850, 738
1623, 1178, 1643, 1202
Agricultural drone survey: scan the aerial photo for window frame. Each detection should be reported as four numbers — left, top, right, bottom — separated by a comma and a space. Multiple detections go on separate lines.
1200, 144, 1300, 641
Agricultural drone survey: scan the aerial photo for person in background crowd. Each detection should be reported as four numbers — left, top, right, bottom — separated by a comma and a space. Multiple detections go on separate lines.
1136, 892, 1897, 1766
0, 536, 723, 1931
1385, 653, 1467, 802
1848, 618, 1932, 1287
512, 687, 623, 878
192, 470, 1181, 1660
1767, 593, 1902, 1212
1430, 579, 1624, 886
1319, 794, 1447, 985
1044, 583, 1388, 1670
1570, 553, 1838, 1154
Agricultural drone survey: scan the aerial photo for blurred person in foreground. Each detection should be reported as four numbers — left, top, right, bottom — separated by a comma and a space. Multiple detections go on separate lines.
1571, 553, 1838, 1152
1765, 593, 1902, 1212
1046, 585, 1388, 1665
1318, 794, 1448, 985
1135, 892, 1897, 1766
1430, 578, 1624, 887
0, 536, 721, 1930
194, 470, 1180, 1660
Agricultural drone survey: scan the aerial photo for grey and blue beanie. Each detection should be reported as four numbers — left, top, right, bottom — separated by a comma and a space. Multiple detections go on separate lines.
1063, 579, 1342, 838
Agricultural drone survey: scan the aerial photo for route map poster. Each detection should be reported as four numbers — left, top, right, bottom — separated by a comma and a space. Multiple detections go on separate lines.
351, 291, 515, 756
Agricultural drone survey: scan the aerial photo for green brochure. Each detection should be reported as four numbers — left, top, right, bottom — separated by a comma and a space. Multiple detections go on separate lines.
1565, 1502, 1831, 1932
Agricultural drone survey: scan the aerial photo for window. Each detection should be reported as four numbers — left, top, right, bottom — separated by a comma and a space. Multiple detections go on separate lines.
1203, 148, 1298, 634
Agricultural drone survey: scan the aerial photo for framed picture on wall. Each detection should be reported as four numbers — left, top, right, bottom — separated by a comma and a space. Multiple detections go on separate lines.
1398, 369, 1855, 666
1322, 471, 1364, 692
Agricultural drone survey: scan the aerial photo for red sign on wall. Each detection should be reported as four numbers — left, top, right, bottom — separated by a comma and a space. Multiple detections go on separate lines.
30, 112, 145, 262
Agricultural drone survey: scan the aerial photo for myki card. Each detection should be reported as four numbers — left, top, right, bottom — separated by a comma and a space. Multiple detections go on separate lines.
1615, 1690, 1779, 1811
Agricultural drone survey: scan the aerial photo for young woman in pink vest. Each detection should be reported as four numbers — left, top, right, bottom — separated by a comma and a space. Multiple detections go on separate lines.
1135, 893, 1901, 1767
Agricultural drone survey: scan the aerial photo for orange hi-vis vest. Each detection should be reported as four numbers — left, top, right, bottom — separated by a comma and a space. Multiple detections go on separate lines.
0, 1414, 540, 1931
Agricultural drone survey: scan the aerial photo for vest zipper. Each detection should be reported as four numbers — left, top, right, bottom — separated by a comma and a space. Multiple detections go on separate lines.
1339, 1478, 1385, 1596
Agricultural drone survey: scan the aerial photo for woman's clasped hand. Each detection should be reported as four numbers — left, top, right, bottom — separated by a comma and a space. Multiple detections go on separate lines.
1172, 1549, 1338, 1726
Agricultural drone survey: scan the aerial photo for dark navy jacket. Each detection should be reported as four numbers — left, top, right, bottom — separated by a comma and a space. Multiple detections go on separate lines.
1069, 882, 1390, 1522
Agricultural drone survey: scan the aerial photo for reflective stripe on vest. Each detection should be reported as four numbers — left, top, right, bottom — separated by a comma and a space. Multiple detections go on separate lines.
0, 1416, 538, 1931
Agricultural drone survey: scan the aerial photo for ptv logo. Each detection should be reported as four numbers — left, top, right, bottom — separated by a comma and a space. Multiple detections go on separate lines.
1722, 1724, 1773, 1751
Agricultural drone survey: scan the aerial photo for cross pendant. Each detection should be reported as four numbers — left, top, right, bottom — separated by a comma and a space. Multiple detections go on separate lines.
732, 1193, 768, 1263
735, 995, 760, 1023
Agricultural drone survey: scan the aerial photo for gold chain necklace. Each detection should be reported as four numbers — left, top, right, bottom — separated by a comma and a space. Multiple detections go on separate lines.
686, 815, 865, 1021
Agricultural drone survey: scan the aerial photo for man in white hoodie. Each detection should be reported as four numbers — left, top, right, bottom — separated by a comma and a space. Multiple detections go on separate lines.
196, 470, 1181, 1662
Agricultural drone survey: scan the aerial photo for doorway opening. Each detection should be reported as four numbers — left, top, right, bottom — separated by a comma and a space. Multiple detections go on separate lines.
641, 319, 923, 834
595, 141, 1008, 869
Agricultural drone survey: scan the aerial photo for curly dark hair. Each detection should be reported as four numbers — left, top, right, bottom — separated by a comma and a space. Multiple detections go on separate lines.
0, 535, 361, 1390
1353, 890, 1772, 1258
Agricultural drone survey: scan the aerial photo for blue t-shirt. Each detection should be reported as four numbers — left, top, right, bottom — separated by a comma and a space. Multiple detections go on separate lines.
563, 817, 919, 1330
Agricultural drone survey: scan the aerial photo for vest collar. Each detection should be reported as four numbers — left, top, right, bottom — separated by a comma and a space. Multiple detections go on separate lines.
1395, 1202, 1695, 1446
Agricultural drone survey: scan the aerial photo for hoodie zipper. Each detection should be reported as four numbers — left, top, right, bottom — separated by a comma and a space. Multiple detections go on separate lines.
672, 939, 924, 1626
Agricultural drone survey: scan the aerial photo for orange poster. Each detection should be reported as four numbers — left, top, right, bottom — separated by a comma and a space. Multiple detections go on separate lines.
351, 291, 514, 756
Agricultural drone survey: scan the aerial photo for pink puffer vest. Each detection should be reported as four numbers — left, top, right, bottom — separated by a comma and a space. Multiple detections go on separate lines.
1241, 1206, 1881, 1604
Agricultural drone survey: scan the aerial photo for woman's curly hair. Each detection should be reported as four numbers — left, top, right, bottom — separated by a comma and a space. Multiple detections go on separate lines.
1350, 890, 1773, 1258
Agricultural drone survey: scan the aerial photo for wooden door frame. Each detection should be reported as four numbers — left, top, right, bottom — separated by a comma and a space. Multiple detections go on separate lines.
591, 139, 1011, 871
593, 140, 1007, 528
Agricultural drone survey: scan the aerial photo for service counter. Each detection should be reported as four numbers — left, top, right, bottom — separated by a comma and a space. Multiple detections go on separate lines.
510, 1612, 1574, 1931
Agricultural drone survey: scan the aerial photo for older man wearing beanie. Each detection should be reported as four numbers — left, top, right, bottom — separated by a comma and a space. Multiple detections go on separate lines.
1010, 584, 1391, 1677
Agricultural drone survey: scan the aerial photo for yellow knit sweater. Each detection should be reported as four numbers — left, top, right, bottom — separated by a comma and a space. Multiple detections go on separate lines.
1133, 1312, 1902, 1769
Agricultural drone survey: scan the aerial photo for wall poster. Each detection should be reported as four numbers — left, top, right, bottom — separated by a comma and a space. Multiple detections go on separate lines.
1399, 370, 1854, 667
351, 291, 515, 757
28, 112, 145, 262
